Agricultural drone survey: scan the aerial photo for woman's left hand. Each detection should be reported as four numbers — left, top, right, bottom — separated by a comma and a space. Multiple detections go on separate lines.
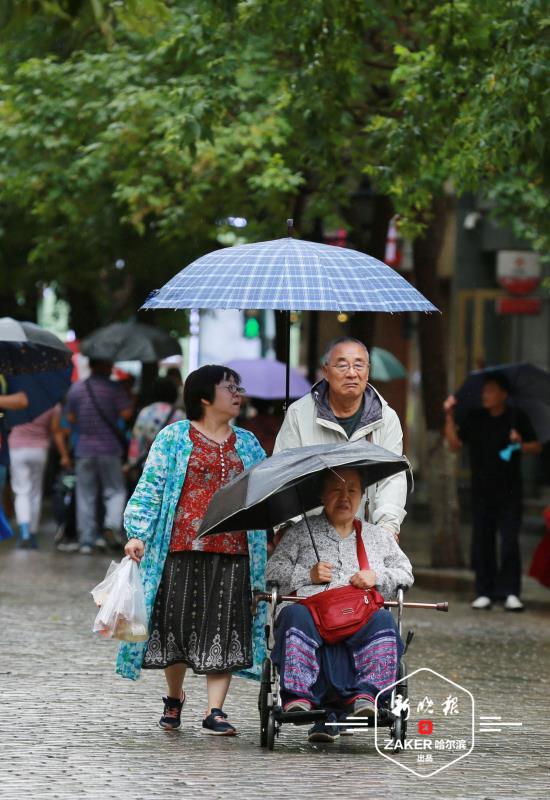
350, 569, 377, 589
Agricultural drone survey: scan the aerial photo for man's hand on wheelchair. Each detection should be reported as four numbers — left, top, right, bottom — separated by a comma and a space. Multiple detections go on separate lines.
310, 561, 333, 584
349, 569, 377, 589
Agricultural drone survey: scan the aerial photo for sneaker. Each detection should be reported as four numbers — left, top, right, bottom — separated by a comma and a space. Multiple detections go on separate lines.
283, 698, 313, 712
336, 711, 354, 735
159, 694, 185, 730
94, 537, 107, 551
56, 541, 80, 553
202, 708, 237, 736
471, 596, 492, 610
308, 712, 340, 743
79, 545, 94, 555
504, 594, 524, 612
347, 697, 376, 718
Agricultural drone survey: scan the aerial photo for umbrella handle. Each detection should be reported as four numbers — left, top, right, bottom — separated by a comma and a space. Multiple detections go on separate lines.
297, 484, 322, 563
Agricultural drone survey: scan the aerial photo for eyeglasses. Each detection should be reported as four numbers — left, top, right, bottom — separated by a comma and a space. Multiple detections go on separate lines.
328, 361, 369, 375
220, 384, 246, 395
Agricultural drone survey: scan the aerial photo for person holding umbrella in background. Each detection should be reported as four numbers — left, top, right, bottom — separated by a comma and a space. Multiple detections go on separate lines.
444, 372, 541, 611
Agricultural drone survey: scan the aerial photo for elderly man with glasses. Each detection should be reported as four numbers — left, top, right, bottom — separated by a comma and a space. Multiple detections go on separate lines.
273, 337, 407, 541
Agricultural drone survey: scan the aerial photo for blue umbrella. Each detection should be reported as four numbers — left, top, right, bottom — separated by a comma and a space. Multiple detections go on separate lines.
143, 235, 437, 314
142, 226, 438, 405
3, 366, 72, 427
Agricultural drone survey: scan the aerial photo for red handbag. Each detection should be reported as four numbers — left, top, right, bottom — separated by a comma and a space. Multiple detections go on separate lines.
299, 519, 385, 644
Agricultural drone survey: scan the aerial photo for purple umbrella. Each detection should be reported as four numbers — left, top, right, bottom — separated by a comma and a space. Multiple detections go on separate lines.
226, 359, 311, 400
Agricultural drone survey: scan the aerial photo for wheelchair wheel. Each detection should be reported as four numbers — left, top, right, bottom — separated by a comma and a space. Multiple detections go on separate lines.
391, 659, 408, 752
259, 658, 271, 747
266, 711, 276, 751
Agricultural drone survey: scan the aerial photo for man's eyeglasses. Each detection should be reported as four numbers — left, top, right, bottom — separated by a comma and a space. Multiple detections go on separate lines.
221, 384, 246, 395
328, 361, 369, 375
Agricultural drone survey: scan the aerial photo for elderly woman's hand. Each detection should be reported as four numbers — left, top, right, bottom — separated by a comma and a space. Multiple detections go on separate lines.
350, 569, 377, 589
125, 538, 145, 563
310, 562, 333, 584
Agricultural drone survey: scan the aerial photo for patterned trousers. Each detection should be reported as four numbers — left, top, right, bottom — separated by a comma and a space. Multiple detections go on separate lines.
272, 604, 403, 708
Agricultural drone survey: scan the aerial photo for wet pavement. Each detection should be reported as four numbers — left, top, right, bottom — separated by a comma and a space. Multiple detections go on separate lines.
1, 515, 549, 800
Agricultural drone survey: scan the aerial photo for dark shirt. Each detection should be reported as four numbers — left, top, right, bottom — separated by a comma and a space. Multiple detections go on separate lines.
458, 407, 536, 498
335, 401, 365, 439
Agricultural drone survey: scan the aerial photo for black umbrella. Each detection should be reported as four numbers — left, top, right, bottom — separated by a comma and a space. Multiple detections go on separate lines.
454, 362, 550, 443
80, 321, 182, 363
0, 317, 72, 375
197, 439, 410, 552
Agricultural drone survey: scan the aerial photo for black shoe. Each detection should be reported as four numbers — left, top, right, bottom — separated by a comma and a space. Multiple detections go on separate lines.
202, 708, 237, 736
159, 694, 185, 730
307, 712, 340, 743
102, 528, 123, 551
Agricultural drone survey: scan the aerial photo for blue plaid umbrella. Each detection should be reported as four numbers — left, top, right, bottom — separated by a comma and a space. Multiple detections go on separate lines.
142, 231, 437, 406
143, 236, 437, 313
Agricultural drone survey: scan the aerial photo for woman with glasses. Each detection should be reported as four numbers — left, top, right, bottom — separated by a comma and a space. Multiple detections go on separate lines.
117, 365, 266, 737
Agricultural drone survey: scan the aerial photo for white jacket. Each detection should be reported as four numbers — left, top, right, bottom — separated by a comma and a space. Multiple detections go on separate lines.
273, 382, 407, 534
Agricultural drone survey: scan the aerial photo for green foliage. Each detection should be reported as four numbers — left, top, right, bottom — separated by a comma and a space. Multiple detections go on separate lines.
366, 0, 549, 252
0, 0, 548, 329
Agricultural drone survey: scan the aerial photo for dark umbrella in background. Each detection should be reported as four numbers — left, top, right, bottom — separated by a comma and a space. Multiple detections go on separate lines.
454, 362, 550, 443
198, 439, 410, 558
141, 221, 438, 409
80, 321, 182, 363
0, 317, 72, 375
3, 366, 72, 427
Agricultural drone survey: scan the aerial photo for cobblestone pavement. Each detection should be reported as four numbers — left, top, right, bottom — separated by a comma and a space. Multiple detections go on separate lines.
1, 522, 549, 800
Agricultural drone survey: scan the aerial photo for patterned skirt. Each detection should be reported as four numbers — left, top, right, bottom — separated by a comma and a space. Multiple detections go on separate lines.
142, 551, 253, 674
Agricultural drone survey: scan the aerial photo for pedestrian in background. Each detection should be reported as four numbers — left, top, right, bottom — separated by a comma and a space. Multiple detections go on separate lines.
120, 365, 266, 737
64, 359, 133, 554
0, 377, 29, 536
8, 405, 71, 549
444, 372, 541, 611
125, 376, 184, 493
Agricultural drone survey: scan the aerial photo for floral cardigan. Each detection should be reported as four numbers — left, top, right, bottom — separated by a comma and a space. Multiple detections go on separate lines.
116, 419, 267, 681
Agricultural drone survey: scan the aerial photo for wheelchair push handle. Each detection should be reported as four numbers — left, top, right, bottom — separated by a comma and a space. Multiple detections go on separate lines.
252, 590, 448, 613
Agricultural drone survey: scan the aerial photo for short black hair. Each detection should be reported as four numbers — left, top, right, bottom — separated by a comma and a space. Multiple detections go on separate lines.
183, 365, 241, 421
482, 371, 510, 393
152, 377, 179, 405
322, 337, 369, 365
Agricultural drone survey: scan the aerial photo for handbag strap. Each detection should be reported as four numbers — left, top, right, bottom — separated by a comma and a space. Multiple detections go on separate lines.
353, 518, 370, 571
84, 379, 128, 450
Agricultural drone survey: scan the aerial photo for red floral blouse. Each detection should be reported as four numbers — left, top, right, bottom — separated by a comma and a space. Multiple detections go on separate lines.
169, 425, 248, 555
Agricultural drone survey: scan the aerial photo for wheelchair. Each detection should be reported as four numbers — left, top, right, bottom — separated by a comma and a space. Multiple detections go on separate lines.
252, 586, 448, 751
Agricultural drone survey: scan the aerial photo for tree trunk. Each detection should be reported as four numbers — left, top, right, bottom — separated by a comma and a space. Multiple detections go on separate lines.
413, 197, 463, 567
348, 193, 393, 349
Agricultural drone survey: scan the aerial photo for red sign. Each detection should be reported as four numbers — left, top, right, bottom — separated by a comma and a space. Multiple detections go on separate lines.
496, 297, 542, 315
497, 251, 541, 296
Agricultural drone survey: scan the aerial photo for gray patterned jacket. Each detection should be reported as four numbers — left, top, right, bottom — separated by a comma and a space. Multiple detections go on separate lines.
266, 512, 413, 603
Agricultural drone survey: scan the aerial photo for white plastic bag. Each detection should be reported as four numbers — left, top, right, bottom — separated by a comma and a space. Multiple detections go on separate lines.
91, 556, 148, 642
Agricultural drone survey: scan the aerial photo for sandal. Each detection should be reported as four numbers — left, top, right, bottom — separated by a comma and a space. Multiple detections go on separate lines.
159, 693, 185, 730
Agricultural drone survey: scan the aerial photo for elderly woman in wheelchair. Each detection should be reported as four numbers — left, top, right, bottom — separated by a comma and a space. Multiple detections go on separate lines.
265, 467, 413, 743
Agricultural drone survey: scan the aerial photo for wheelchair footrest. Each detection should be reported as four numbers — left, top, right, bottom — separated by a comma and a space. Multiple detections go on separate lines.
274, 708, 327, 725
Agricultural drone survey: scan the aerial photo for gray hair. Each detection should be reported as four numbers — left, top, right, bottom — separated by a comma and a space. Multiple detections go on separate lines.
322, 337, 369, 365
